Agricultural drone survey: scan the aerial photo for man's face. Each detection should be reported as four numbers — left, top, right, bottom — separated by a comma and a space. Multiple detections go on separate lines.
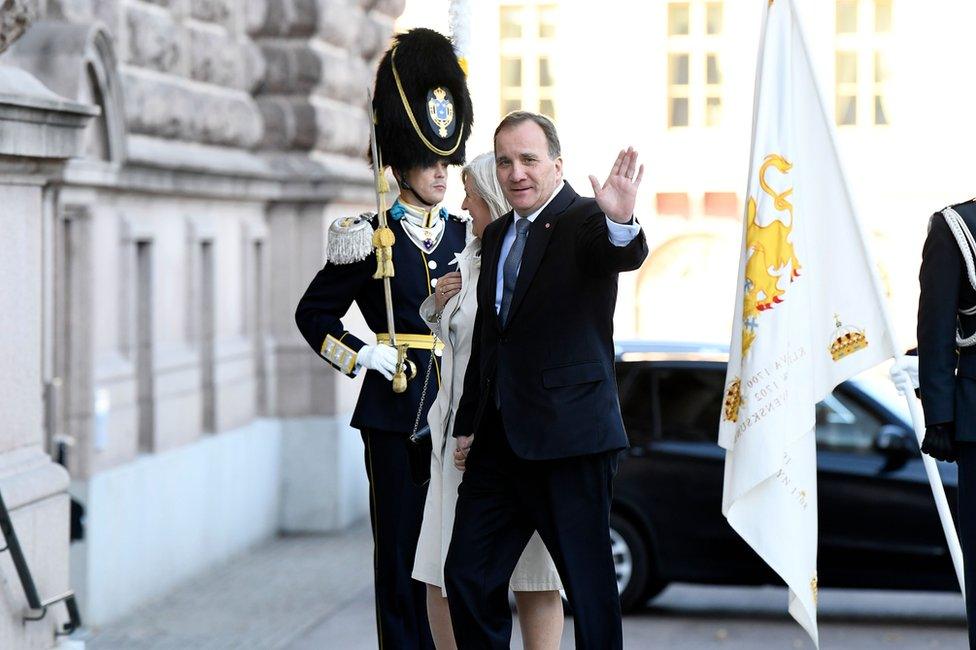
401, 160, 449, 205
494, 120, 563, 216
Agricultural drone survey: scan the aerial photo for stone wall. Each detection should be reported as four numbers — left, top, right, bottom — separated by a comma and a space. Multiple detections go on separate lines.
0, 0, 37, 53
251, 0, 401, 158
0, 3, 97, 645
0, 0, 408, 633
28, 0, 405, 157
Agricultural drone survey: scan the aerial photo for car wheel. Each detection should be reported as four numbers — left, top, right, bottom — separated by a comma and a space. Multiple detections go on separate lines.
610, 513, 651, 612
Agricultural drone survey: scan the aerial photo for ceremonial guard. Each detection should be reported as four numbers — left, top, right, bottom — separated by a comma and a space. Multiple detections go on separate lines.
295, 28, 472, 650
917, 198, 976, 647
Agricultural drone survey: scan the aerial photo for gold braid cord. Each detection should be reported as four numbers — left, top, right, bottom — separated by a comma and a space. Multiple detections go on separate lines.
373, 227, 396, 279
373, 169, 396, 279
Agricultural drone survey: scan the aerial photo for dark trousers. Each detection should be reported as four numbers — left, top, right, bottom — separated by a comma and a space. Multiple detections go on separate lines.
444, 406, 622, 649
361, 428, 436, 650
958, 442, 976, 648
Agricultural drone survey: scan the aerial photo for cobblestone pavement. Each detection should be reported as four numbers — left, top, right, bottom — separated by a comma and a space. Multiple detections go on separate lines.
85, 522, 969, 649
85, 525, 375, 650
289, 582, 968, 649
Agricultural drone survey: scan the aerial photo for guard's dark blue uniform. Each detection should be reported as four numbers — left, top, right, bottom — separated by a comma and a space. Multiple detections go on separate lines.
296, 205, 466, 650
918, 200, 976, 647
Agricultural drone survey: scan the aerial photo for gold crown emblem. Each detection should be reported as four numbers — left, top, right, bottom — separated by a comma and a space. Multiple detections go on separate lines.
427, 87, 455, 137
829, 314, 868, 361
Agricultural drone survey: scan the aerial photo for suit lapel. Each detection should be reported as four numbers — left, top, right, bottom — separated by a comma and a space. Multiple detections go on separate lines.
505, 183, 577, 328
483, 212, 512, 331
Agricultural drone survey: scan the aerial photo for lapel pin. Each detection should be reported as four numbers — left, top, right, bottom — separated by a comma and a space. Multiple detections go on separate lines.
545, 222, 551, 229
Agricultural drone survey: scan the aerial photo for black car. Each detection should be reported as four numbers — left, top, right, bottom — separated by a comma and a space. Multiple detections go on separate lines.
610, 340, 960, 612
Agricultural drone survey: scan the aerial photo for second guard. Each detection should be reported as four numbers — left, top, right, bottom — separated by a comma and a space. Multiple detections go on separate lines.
917, 197, 976, 648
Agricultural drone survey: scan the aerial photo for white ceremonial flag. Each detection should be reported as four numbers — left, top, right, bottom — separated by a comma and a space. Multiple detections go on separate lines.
719, 0, 897, 646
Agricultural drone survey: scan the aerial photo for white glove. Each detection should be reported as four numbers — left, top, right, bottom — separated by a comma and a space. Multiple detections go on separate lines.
890, 355, 919, 396
357, 344, 398, 380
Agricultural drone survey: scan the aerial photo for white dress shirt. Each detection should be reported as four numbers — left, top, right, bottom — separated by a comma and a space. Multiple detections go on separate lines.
494, 181, 642, 314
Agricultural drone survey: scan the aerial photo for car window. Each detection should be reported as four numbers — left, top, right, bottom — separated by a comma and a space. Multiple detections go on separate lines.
815, 389, 881, 454
655, 367, 726, 443
616, 361, 655, 446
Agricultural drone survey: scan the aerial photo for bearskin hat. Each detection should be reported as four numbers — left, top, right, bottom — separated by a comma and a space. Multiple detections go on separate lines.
371, 28, 473, 172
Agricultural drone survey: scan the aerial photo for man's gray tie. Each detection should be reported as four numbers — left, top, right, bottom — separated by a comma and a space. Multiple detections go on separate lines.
499, 216, 530, 326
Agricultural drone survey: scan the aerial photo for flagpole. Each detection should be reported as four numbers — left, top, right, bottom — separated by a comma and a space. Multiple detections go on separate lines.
787, 0, 965, 597
901, 377, 967, 594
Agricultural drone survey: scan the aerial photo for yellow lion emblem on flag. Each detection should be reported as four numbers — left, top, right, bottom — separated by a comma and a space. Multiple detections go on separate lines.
742, 154, 801, 355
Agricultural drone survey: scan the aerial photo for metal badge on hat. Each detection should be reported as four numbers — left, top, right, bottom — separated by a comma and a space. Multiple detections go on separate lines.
427, 87, 456, 138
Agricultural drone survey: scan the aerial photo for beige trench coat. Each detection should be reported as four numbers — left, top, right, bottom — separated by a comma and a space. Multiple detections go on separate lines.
411, 236, 562, 595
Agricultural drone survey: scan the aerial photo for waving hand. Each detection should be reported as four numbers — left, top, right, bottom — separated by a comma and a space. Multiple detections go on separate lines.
589, 147, 644, 223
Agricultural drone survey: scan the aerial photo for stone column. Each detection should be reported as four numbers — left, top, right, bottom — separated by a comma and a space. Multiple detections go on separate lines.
0, 8, 96, 647
251, 0, 405, 534
269, 200, 371, 533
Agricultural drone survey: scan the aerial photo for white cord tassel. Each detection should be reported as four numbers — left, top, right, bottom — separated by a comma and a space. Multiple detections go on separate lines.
940, 207, 976, 346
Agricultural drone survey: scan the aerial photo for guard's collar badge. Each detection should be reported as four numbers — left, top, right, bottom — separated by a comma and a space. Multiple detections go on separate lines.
391, 200, 448, 253
427, 87, 456, 138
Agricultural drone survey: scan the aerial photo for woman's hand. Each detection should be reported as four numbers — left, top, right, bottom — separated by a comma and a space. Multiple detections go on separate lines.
454, 435, 473, 471
435, 271, 462, 312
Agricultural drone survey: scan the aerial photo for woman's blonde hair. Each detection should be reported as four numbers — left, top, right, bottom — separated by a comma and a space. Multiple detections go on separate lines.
461, 152, 511, 222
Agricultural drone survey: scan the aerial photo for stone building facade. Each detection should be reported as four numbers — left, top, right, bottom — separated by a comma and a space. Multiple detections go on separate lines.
0, 0, 404, 642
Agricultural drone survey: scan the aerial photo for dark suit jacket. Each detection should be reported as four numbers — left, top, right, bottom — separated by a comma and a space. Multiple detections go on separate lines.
918, 201, 976, 440
453, 183, 649, 459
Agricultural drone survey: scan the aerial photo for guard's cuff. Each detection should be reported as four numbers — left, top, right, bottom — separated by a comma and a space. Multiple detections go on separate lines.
321, 333, 361, 376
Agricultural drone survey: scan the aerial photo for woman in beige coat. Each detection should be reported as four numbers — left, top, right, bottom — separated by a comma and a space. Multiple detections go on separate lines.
412, 152, 564, 649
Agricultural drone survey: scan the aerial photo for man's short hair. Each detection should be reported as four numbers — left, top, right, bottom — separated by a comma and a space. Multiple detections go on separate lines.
493, 111, 561, 160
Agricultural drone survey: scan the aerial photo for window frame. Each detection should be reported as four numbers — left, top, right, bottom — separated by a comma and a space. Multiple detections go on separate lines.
834, 0, 892, 127
499, 1, 559, 120
616, 360, 729, 446
666, 1, 726, 129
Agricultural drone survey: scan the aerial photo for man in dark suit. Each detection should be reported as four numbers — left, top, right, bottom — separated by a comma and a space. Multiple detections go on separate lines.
918, 198, 976, 647
443, 112, 648, 649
